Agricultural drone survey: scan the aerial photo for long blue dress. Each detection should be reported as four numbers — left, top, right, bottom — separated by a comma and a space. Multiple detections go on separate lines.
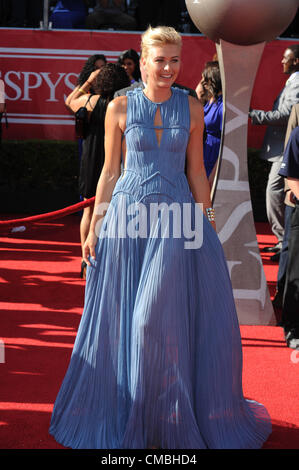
49, 87, 271, 449
203, 95, 223, 177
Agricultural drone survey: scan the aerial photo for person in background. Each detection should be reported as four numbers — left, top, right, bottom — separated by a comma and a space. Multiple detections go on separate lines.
66, 61, 129, 279
278, 125, 299, 350
195, 81, 208, 106
199, 61, 223, 186
249, 45, 299, 260
272, 103, 299, 317
66, 54, 107, 214
77, 54, 107, 91
85, 0, 137, 30
118, 49, 141, 83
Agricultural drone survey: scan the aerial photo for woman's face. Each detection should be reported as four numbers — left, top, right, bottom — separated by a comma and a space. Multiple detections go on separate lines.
143, 44, 181, 89
95, 59, 106, 70
196, 81, 207, 104
122, 58, 136, 79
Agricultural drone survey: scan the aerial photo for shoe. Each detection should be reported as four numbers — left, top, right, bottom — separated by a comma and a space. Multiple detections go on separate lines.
80, 260, 87, 279
285, 328, 299, 349
270, 251, 281, 262
261, 243, 281, 253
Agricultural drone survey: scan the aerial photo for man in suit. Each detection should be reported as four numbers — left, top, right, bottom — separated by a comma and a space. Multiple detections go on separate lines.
273, 103, 299, 317
278, 125, 299, 349
249, 44, 299, 259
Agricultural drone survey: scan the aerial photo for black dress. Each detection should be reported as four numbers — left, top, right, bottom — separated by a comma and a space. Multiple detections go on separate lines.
79, 96, 108, 199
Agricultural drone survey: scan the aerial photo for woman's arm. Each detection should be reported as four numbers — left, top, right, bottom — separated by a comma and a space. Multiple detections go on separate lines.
83, 96, 127, 264
65, 85, 81, 111
186, 96, 215, 229
65, 69, 101, 113
208, 162, 217, 189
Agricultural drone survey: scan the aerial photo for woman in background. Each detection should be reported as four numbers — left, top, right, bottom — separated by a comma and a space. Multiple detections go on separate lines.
65, 54, 107, 114
65, 54, 107, 277
77, 54, 107, 91
65, 63, 130, 279
118, 48, 141, 83
195, 80, 208, 106
199, 61, 223, 186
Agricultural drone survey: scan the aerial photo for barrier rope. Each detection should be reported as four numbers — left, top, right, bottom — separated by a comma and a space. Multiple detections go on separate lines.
0, 196, 95, 230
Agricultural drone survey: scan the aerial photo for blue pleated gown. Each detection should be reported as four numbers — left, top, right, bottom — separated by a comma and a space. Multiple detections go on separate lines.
49, 87, 271, 449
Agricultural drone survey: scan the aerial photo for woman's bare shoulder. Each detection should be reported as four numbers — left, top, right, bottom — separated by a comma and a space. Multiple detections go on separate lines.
188, 94, 204, 126
106, 96, 128, 133
188, 94, 203, 112
107, 95, 128, 115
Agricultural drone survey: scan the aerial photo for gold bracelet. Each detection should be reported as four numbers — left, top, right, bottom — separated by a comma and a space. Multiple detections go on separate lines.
78, 87, 87, 94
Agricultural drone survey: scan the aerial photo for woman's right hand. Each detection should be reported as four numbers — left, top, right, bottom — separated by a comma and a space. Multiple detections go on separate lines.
83, 230, 98, 266
87, 68, 101, 86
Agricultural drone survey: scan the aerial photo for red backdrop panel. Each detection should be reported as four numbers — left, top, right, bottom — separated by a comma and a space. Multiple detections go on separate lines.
0, 28, 297, 147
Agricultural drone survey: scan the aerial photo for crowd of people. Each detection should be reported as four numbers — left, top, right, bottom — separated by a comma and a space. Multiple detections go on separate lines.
0, 0, 197, 33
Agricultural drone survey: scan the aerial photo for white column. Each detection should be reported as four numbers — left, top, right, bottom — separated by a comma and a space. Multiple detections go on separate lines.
213, 39, 276, 325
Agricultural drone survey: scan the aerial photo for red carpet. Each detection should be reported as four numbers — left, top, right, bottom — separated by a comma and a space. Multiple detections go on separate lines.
0, 215, 298, 449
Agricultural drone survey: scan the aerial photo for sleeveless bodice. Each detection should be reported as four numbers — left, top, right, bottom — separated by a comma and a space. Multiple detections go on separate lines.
112, 87, 191, 203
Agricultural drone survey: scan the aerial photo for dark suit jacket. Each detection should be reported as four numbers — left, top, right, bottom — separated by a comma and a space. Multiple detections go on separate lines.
114, 81, 143, 97
249, 73, 299, 162
282, 103, 299, 207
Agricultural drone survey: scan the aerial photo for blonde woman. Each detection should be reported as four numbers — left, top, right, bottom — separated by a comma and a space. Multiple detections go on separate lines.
49, 26, 271, 449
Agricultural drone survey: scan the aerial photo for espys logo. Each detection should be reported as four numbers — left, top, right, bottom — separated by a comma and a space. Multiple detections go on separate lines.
0, 71, 77, 102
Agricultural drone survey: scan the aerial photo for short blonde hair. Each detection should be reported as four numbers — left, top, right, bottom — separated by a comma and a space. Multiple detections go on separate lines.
141, 26, 182, 59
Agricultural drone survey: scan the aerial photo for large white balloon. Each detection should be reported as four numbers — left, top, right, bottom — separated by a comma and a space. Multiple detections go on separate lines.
185, 0, 298, 45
